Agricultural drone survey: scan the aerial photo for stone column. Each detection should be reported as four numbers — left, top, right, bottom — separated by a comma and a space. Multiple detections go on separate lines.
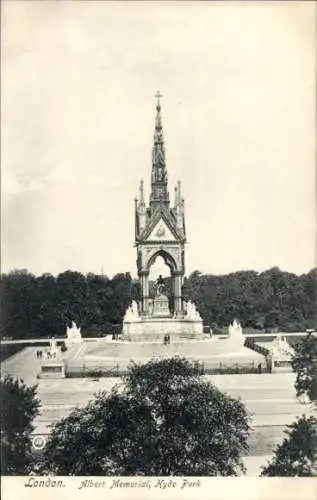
144, 273, 149, 314
139, 273, 144, 314
140, 271, 149, 315
173, 272, 183, 316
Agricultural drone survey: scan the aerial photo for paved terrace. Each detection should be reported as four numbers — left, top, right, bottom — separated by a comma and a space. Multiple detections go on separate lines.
1, 346, 313, 476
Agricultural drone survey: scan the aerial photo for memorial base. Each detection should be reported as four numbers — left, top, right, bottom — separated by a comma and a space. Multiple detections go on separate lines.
121, 316, 204, 342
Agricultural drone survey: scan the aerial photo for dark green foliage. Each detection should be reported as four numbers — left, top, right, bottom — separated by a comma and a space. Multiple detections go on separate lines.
56, 271, 87, 329
0, 267, 315, 339
0, 270, 132, 339
0, 270, 37, 339
0, 376, 41, 475
261, 415, 317, 476
42, 357, 250, 476
292, 333, 317, 402
183, 267, 316, 332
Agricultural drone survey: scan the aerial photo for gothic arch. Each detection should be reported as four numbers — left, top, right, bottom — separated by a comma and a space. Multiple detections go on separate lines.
146, 249, 177, 274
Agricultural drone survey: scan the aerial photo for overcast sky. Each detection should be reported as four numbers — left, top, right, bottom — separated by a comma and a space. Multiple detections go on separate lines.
2, 1, 316, 278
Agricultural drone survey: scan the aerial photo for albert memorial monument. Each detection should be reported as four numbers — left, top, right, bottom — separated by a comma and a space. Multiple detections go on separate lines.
70, 94, 265, 372
122, 93, 203, 341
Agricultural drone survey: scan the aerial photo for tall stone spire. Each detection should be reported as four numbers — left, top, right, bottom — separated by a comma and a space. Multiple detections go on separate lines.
150, 91, 169, 212
134, 95, 187, 318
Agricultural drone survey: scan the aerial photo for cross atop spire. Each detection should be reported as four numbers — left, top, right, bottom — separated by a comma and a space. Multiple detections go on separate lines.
155, 91, 163, 108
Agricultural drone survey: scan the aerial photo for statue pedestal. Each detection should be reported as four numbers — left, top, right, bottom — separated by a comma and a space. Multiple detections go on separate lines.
226, 320, 245, 350
122, 316, 204, 342
39, 361, 66, 379
66, 322, 83, 347
121, 297, 204, 342
151, 293, 170, 317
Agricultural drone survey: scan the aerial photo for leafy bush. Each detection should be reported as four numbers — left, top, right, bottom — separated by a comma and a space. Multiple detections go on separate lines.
261, 415, 317, 476
1, 376, 41, 474
42, 357, 250, 476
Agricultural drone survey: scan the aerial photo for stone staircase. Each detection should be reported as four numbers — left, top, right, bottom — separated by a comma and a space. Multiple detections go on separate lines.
84, 338, 263, 361
62, 338, 266, 374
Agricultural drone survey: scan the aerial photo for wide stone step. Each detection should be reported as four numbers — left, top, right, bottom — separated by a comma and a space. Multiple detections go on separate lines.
82, 340, 265, 363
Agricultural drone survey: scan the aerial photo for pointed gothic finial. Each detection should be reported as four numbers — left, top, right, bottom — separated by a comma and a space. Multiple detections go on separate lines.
139, 179, 145, 205
177, 181, 182, 203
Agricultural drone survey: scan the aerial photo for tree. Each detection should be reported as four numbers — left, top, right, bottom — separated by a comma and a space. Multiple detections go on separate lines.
31, 273, 64, 337
301, 269, 317, 329
1, 376, 41, 475
261, 415, 317, 476
82, 273, 111, 336
0, 270, 37, 339
292, 333, 317, 403
109, 273, 132, 325
43, 357, 250, 476
56, 270, 87, 328
182, 267, 316, 332
261, 333, 317, 477
81, 272, 132, 336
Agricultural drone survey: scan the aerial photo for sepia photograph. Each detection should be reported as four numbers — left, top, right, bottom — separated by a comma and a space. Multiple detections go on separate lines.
1, 1, 316, 499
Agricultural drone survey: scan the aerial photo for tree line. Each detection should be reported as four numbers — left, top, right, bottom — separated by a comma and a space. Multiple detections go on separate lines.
0, 266, 316, 339
0, 270, 132, 339
183, 267, 316, 332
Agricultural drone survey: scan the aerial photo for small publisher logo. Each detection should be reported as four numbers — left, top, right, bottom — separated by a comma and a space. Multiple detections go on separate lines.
32, 435, 46, 450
